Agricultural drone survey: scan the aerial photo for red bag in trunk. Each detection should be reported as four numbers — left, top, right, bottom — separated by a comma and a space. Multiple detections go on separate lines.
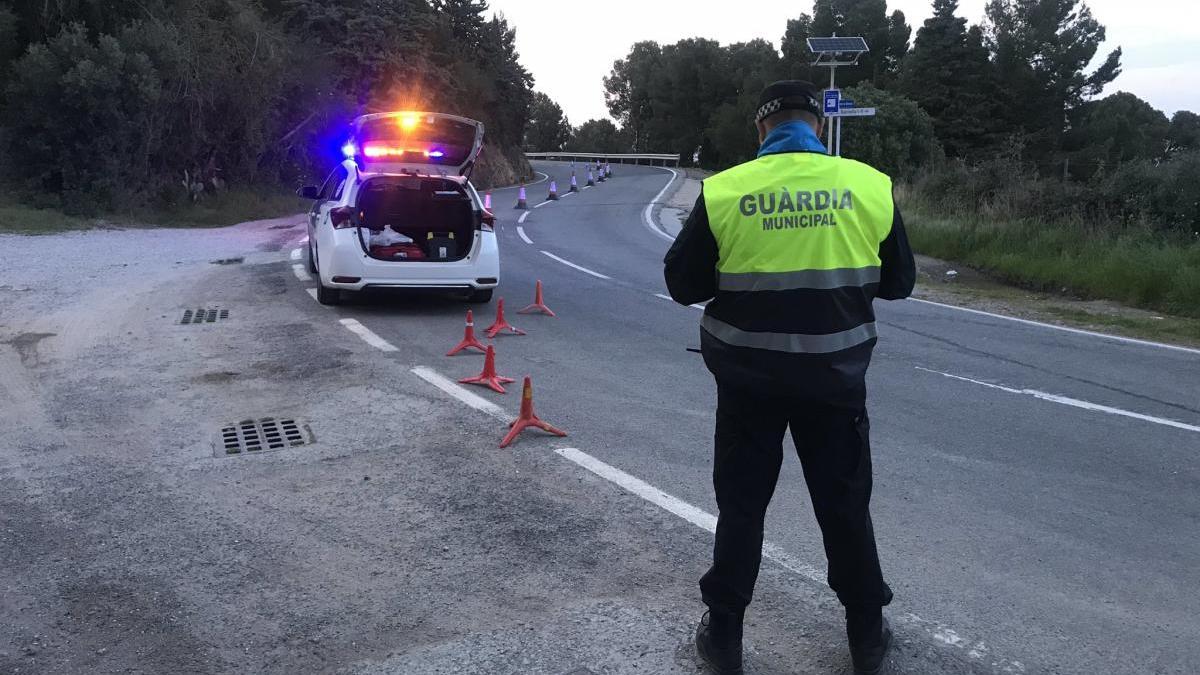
371, 244, 425, 260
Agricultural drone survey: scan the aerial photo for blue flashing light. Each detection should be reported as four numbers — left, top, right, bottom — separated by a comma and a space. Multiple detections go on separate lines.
427, 149, 445, 158
341, 142, 357, 158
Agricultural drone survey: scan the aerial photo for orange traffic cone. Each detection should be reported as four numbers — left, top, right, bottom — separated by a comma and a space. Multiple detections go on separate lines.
447, 310, 487, 356
548, 180, 559, 200
586, 169, 595, 187
459, 345, 515, 394
500, 377, 567, 448
569, 172, 579, 192
484, 192, 492, 210
484, 298, 526, 338
515, 185, 528, 209
518, 280, 556, 317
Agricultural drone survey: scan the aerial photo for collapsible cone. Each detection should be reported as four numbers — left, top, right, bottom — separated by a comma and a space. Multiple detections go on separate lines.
500, 377, 567, 448
605, 162, 612, 178
459, 345, 515, 394
569, 172, 579, 192
515, 185, 528, 209
518, 280, 556, 317
597, 163, 606, 182
447, 310, 487, 356
548, 180, 558, 200
586, 169, 595, 187
484, 298, 526, 338
484, 192, 492, 210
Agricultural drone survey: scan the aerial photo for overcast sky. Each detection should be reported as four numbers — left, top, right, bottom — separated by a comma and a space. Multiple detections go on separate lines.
488, 0, 1199, 123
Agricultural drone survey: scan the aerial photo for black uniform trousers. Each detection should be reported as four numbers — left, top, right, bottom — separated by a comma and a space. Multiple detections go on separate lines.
699, 383, 893, 615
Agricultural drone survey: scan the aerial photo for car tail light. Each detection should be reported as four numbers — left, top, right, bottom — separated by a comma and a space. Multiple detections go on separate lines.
481, 210, 495, 232
330, 206, 356, 229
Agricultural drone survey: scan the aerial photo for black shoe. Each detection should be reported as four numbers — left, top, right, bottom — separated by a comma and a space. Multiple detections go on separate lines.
695, 610, 744, 675
849, 616, 892, 675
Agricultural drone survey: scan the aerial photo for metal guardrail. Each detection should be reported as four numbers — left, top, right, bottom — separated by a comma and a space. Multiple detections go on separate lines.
525, 151, 681, 167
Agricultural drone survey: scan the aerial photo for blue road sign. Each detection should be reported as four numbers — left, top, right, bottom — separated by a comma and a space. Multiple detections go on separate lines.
823, 90, 840, 115
839, 99, 855, 109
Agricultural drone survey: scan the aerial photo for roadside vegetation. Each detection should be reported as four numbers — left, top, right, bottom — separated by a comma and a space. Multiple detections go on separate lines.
522, 0, 1199, 321
0, 0, 535, 231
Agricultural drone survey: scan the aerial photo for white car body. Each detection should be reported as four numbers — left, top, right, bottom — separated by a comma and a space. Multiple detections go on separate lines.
302, 112, 498, 304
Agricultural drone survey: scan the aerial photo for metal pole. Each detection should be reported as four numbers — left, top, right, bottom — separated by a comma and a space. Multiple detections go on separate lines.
827, 66, 836, 151
835, 117, 842, 156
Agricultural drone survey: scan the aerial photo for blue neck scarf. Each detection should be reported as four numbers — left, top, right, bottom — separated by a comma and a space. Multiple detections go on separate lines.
757, 120, 827, 157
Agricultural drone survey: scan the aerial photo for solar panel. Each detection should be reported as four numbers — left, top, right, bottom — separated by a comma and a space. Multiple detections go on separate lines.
807, 37, 869, 54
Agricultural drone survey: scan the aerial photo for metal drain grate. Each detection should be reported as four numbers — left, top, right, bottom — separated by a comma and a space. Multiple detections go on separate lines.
218, 417, 311, 456
181, 308, 229, 324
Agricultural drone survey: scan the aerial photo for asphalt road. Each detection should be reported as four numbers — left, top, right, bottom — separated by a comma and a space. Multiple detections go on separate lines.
322, 161, 1200, 673
2, 161, 1196, 675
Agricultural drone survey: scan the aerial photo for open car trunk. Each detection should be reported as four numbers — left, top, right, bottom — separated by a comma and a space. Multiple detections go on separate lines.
355, 176, 476, 263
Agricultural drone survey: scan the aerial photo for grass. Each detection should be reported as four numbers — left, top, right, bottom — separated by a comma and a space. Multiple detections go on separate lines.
0, 187, 307, 235
903, 207, 1200, 320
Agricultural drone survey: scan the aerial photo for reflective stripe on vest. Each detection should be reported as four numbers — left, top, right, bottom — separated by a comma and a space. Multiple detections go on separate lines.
718, 266, 881, 292
702, 315, 879, 354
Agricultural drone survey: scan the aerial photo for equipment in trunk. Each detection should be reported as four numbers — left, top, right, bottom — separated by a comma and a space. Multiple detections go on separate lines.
356, 176, 475, 262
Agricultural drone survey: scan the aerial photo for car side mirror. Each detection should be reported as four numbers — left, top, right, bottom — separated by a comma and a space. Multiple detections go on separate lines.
481, 210, 495, 227
297, 185, 320, 200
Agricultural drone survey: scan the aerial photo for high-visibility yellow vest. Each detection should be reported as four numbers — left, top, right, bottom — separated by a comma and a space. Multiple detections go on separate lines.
700, 151, 894, 354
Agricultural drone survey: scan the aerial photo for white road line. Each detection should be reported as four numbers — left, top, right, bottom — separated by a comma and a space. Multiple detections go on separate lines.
290, 248, 302, 261
518, 211, 530, 224
305, 288, 319, 302
339, 318, 398, 352
909, 298, 1200, 356
560, 191, 575, 198
916, 366, 1200, 434
582, 185, 592, 190
534, 200, 553, 209
554, 446, 1024, 671
641, 167, 680, 243
540, 251, 611, 280
654, 292, 705, 310
517, 226, 533, 245
412, 366, 511, 422
292, 264, 312, 282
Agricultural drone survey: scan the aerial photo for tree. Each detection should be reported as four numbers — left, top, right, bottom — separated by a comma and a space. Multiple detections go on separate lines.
1063, 92, 1169, 176
783, 0, 911, 87
838, 83, 943, 178
604, 41, 662, 151
899, 0, 998, 157
524, 91, 571, 151
985, 0, 1122, 156
705, 40, 781, 166
1166, 111, 1200, 154
565, 119, 630, 154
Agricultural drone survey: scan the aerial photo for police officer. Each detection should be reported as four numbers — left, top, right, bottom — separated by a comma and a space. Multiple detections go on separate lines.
664, 80, 915, 675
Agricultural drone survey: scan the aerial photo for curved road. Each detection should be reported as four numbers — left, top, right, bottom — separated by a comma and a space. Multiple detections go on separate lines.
307, 161, 1200, 674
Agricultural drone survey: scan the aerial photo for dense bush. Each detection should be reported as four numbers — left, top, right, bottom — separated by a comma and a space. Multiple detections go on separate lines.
0, 0, 535, 214
910, 150, 1200, 235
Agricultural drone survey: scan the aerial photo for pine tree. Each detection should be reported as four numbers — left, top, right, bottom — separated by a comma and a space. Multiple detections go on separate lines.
899, 0, 998, 157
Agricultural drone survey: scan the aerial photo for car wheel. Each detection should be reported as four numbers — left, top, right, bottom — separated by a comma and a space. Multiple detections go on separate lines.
306, 238, 318, 274
467, 289, 494, 303
316, 280, 341, 305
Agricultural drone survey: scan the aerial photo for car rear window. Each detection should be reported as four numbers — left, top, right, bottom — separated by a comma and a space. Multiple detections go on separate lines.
356, 116, 477, 167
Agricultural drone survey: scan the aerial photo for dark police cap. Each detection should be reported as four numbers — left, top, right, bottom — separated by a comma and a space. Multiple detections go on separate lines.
755, 80, 823, 123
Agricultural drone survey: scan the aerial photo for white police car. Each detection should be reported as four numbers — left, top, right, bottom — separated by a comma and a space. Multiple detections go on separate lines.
299, 111, 499, 305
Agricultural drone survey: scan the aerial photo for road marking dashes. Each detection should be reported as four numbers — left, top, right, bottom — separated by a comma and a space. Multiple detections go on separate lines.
916, 366, 1200, 434
292, 264, 312, 282
540, 251, 610, 280
339, 318, 398, 352
412, 366, 511, 421
517, 226, 533, 245
654, 292, 704, 310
